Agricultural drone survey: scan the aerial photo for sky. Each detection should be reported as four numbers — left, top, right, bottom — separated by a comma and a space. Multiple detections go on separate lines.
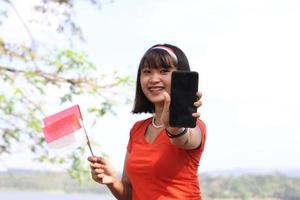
1, 0, 300, 173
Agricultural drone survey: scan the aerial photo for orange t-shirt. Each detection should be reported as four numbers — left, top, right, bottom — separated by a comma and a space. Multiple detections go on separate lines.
126, 117, 207, 200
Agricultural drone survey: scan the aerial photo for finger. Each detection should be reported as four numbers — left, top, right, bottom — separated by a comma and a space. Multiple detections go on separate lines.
161, 92, 171, 126
88, 156, 96, 162
91, 170, 98, 176
88, 156, 103, 163
97, 173, 105, 179
90, 162, 104, 169
91, 169, 99, 177
192, 112, 201, 118
97, 157, 109, 165
196, 91, 202, 99
194, 100, 202, 108
90, 162, 99, 169
91, 168, 104, 176
95, 168, 104, 174
162, 92, 171, 108
88, 156, 107, 165
92, 175, 103, 183
162, 92, 171, 115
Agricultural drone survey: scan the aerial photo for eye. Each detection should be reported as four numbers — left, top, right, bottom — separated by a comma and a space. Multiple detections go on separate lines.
160, 68, 170, 74
141, 69, 151, 74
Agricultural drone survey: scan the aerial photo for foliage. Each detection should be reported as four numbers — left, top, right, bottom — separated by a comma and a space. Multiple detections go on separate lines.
0, 170, 110, 193
201, 173, 300, 200
1, 172, 300, 200
0, 0, 132, 182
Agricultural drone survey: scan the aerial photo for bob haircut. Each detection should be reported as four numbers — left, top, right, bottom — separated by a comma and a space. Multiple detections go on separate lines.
132, 44, 190, 114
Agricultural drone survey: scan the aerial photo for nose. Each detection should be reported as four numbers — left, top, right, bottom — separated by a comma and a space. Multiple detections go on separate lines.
149, 71, 161, 83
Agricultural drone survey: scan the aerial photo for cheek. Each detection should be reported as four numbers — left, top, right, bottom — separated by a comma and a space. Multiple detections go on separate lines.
164, 78, 172, 93
166, 85, 171, 94
140, 77, 148, 93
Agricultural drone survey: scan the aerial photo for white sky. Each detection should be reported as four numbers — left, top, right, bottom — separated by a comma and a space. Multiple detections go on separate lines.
1, 0, 300, 172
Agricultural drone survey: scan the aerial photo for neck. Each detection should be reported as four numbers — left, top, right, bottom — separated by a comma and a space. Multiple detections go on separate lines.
153, 103, 163, 125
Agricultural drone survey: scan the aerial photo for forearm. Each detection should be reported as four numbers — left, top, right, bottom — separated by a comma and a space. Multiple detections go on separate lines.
107, 179, 131, 200
166, 126, 202, 149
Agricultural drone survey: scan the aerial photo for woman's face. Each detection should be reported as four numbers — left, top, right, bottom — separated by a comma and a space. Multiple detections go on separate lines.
140, 65, 176, 105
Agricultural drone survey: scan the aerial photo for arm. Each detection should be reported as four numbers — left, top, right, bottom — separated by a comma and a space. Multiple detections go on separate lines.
162, 91, 203, 150
88, 152, 132, 200
167, 125, 202, 150
106, 153, 132, 200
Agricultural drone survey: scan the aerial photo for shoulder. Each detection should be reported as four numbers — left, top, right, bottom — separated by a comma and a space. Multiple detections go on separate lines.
197, 119, 206, 132
196, 118, 207, 151
130, 117, 152, 134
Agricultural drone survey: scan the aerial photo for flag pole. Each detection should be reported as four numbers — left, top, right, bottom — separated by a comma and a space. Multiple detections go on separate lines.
80, 119, 94, 157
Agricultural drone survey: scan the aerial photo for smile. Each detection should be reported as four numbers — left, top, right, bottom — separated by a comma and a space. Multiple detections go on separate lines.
148, 86, 164, 92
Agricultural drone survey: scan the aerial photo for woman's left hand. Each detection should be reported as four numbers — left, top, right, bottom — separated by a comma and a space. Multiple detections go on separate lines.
192, 91, 202, 118
161, 91, 202, 128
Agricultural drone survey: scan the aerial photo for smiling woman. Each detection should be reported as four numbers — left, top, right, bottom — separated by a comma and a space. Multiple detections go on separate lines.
133, 44, 191, 114
88, 44, 206, 200
2, 0, 299, 198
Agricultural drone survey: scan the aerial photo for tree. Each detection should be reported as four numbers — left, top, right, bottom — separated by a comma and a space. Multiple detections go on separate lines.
0, 0, 131, 182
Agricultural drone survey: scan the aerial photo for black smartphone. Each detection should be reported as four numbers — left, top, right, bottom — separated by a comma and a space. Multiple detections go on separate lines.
169, 71, 199, 128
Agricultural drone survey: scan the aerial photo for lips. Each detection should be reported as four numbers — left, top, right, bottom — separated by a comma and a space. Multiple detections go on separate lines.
148, 86, 164, 93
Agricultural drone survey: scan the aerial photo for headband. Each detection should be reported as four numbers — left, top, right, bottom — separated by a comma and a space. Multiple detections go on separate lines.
152, 45, 178, 63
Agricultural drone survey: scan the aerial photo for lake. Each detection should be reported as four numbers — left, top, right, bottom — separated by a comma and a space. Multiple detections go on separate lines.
0, 191, 116, 200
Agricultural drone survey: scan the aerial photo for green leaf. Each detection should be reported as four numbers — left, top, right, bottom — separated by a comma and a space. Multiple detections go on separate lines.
28, 119, 42, 132
0, 94, 5, 102
24, 70, 37, 78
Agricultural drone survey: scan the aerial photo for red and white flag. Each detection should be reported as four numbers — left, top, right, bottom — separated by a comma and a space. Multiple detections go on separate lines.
42, 105, 86, 155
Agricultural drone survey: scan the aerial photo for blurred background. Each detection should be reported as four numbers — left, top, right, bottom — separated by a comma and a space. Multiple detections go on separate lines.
0, 0, 300, 199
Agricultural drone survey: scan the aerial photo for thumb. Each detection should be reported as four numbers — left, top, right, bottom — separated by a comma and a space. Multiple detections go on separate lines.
102, 175, 116, 184
161, 92, 171, 127
162, 92, 171, 111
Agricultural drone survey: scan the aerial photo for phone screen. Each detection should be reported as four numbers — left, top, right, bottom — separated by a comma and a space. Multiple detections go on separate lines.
169, 71, 198, 128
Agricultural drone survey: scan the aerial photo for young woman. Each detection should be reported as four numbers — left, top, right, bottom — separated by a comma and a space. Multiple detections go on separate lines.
88, 44, 207, 200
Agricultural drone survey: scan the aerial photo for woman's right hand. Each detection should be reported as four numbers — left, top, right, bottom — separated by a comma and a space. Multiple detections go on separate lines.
88, 156, 117, 185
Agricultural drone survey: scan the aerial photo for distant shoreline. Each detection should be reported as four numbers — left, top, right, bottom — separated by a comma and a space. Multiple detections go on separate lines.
0, 191, 114, 200
1, 169, 300, 199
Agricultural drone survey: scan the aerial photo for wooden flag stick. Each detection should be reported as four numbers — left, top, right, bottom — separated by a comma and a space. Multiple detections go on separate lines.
80, 119, 94, 157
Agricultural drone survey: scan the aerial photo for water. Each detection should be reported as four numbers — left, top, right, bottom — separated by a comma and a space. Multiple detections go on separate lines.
0, 191, 116, 200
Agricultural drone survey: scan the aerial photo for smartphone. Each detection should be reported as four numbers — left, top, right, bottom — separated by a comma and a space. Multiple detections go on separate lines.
169, 71, 199, 128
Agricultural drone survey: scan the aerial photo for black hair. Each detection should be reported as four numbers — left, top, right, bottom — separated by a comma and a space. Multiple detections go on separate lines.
132, 44, 190, 114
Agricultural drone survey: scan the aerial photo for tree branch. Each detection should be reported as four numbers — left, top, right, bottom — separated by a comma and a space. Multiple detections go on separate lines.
0, 65, 124, 90
5, 0, 36, 48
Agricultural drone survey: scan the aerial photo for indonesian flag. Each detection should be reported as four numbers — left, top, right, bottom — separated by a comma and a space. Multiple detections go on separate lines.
42, 105, 86, 155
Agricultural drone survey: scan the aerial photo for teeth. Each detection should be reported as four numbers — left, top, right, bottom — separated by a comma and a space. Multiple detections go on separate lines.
149, 87, 163, 91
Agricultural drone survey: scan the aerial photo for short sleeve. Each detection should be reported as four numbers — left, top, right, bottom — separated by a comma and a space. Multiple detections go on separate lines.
127, 129, 133, 153
127, 125, 135, 153
126, 119, 147, 153
197, 119, 207, 152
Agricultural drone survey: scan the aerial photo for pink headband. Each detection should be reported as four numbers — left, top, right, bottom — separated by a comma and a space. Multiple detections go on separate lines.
152, 45, 178, 63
